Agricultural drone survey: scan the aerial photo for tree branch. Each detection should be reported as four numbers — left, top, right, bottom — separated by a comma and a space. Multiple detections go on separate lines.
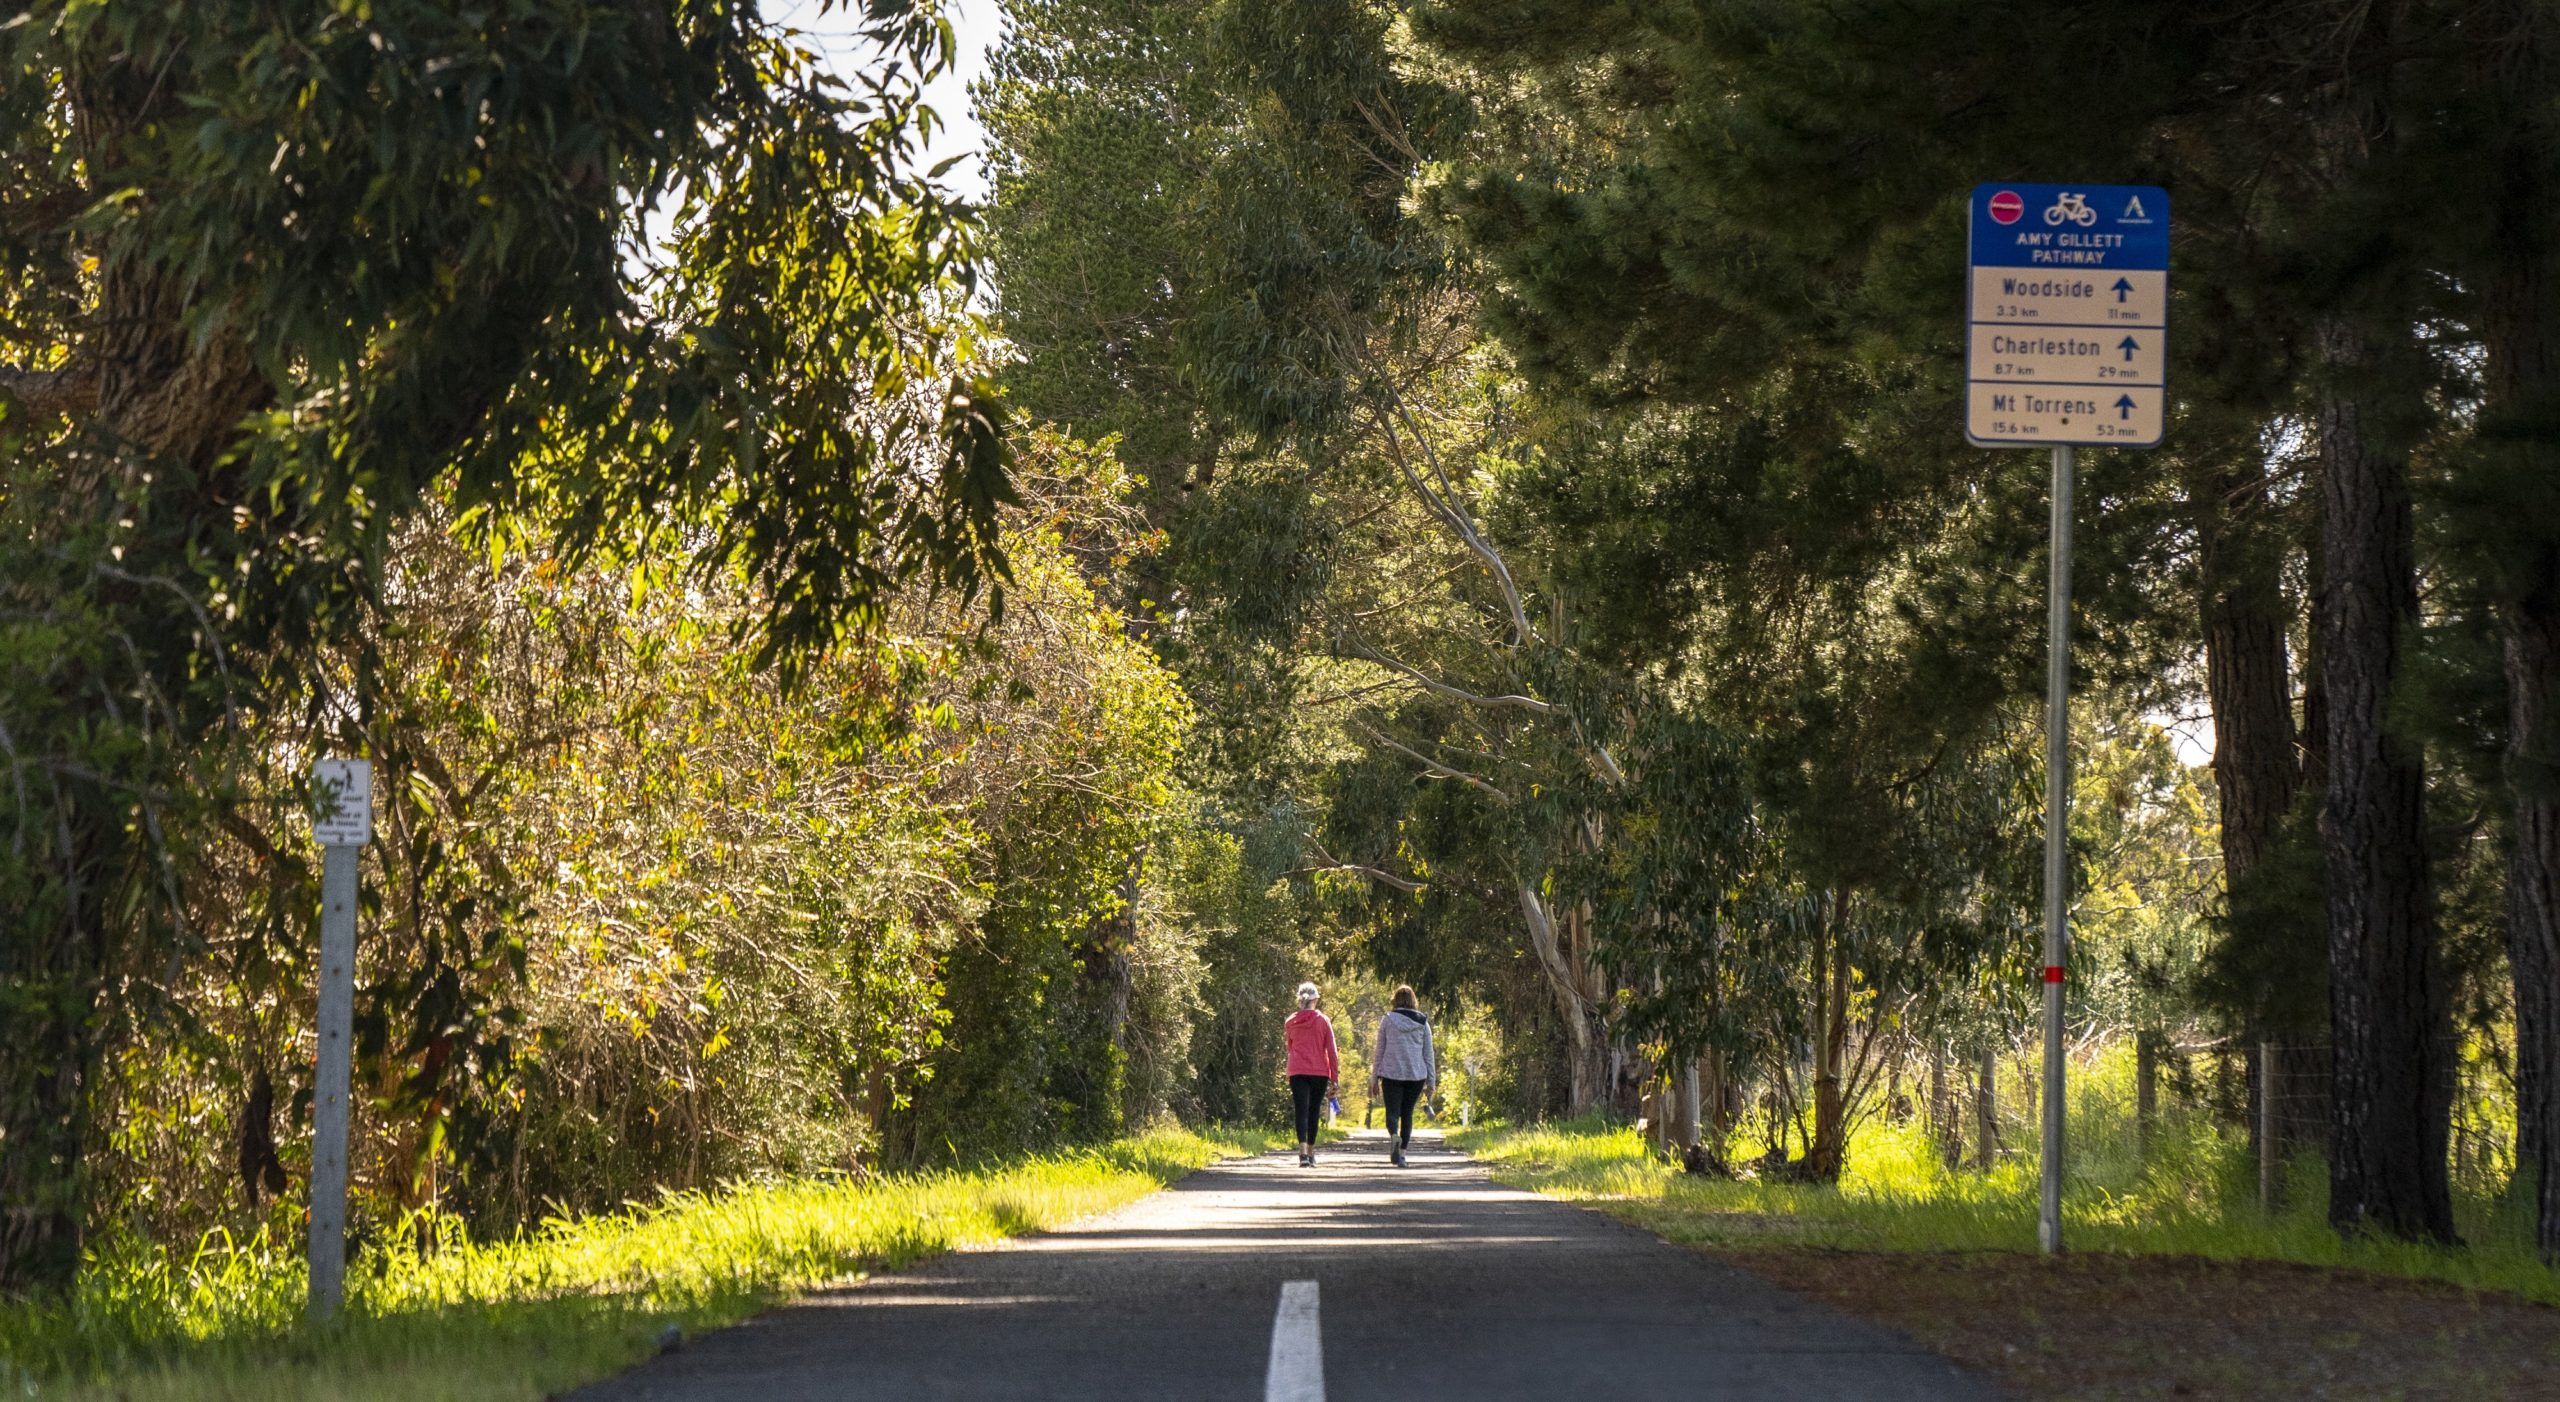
1519, 883, 1594, 1022
0, 360, 99, 420
1359, 363, 1535, 647
1287, 836, 1424, 893
1339, 635, 1556, 713
1355, 719, 1514, 803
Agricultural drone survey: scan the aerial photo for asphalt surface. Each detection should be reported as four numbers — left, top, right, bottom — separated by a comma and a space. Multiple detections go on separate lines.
569, 1129, 2000, 1401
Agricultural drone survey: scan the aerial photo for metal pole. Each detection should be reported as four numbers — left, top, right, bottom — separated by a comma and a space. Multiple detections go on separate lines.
2039, 442, 2075, 1256
310, 839, 358, 1320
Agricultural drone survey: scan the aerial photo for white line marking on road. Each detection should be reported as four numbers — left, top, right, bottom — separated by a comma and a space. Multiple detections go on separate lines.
1264, 1279, 1324, 1402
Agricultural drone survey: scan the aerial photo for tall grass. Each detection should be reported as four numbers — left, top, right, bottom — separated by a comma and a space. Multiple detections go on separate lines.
1, 1126, 1278, 1402
1451, 1048, 2559, 1306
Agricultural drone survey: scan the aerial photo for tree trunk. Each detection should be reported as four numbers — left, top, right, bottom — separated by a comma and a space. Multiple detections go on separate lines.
0, 255, 268, 1291
1566, 896, 1605, 1116
1973, 1046, 2000, 1171
2447, 0, 2560, 1258
1806, 899, 1849, 1180
2200, 442, 2324, 1152
1564, 1015, 1604, 1116
1673, 1059, 1701, 1152
2476, 0, 2560, 1259
1519, 884, 1608, 1116
1702, 1047, 1732, 1138
2513, 723, 2560, 1252
2203, 476, 2303, 888
2316, 310, 2455, 1242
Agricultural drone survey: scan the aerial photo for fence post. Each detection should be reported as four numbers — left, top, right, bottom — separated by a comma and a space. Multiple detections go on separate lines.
307, 758, 371, 1323
1932, 1047, 1959, 1169
2136, 1029, 2158, 1160
2257, 1038, 2279, 1214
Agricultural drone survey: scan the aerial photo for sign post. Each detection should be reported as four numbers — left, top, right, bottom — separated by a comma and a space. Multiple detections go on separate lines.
309, 757, 372, 1321
1967, 183, 2168, 1255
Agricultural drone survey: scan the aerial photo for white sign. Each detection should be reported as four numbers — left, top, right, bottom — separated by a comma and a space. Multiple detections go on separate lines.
1966, 269, 2166, 328
1967, 184, 2169, 447
311, 758, 373, 847
1967, 326, 2164, 386
1967, 384, 2164, 446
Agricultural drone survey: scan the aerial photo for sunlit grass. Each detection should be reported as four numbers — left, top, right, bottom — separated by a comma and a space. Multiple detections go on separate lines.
0, 1126, 1280, 1402
1450, 1088, 2560, 1306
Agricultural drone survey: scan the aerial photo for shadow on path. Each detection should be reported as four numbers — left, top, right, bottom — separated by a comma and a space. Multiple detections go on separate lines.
568, 1129, 2001, 1401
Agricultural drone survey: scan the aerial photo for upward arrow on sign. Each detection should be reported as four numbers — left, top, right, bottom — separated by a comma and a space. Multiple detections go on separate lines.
2111, 278, 2134, 303
2118, 336, 2140, 361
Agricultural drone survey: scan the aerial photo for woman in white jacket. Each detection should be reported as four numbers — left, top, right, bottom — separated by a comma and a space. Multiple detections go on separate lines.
1369, 985, 1435, 1168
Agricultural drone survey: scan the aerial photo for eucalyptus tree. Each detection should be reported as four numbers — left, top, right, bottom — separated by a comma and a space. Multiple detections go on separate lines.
977, 0, 1669, 1109
0, 0, 1007, 1289
981, 0, 2093, 1138
1494, 384, 2069, 1173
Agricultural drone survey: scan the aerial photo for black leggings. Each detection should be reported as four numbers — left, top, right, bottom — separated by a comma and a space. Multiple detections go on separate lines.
1381, 1077, 1425, 1148
1290, 1074, 1330, 1144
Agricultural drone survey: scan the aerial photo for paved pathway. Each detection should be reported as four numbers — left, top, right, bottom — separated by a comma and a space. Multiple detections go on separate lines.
570, 1130, 2000, 1400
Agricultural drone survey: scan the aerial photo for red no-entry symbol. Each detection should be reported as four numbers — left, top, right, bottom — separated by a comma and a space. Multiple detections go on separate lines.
1989, 190, 2024, 225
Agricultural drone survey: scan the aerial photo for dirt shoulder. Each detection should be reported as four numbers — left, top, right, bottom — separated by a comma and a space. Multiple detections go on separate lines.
1722, 1249, 2560, 1401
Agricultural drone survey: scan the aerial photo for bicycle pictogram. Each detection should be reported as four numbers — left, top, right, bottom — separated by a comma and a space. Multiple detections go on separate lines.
2044, 192, 2096, 227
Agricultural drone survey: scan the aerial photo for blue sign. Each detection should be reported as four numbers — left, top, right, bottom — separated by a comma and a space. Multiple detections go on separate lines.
1966, 183, 2169, 447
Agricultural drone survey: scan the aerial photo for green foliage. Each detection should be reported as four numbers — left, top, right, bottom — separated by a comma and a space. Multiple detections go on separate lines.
896, 449, 1195, 1163
2, 0, 1012, 1287
978, 0, 1222, 487
982, 0, 1588, 1127
2067, 722, 2223, 1042
1148, 805, 1311, 1128
23, 430, 1201, 1291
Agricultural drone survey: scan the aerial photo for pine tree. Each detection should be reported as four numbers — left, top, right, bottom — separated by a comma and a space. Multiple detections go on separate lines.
1412, 0, 2508, 1240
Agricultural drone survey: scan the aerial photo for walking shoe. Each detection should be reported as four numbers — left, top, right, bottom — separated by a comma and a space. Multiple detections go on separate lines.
1298, 1152, 1311, 1167
1392, 1148, 1405, 1168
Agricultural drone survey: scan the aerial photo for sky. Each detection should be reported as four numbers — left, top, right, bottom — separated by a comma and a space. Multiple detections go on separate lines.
769, 0, 1002, 202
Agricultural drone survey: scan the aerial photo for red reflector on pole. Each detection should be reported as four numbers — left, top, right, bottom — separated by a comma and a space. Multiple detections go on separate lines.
2043, 965, 2065, 984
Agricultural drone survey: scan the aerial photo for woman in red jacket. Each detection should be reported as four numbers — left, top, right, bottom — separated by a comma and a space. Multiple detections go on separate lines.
1284, 981, 1341, 1167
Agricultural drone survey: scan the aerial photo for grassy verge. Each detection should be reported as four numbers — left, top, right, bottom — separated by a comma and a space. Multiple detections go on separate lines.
1446, 1115, 2560, 1303
2, 1125, 1280, 1402
1449, 1116, 2560, 1398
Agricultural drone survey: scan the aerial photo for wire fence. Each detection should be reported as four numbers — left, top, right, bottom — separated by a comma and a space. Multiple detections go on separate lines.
1629, 1032, 2523, 1212
1748, 1035, 2533, 1212
1921, 1037, 2520, 1211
